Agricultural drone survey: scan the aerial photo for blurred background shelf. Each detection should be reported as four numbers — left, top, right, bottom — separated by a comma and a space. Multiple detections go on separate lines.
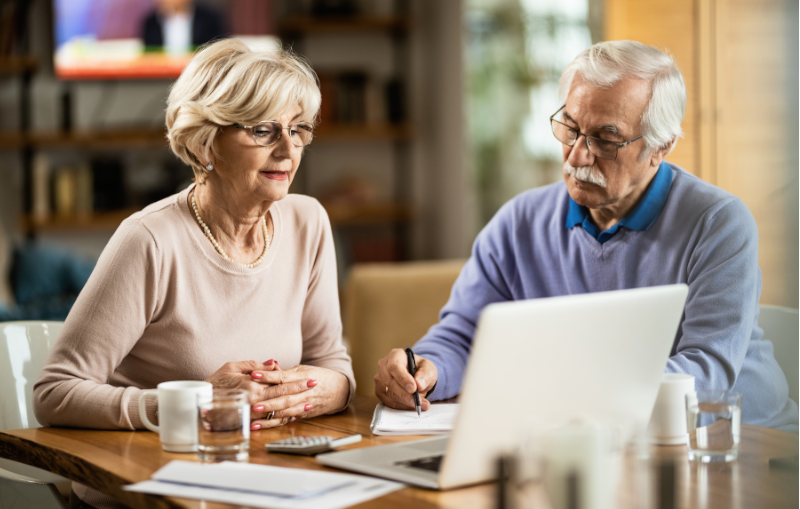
314, 123, 411, 142
0, 129, 168, 150
0, 56, 37, 74
20, 209, 139, 234
279, 16, 410, 34
0, 125, 409, 150
324, 202, 412, 226
19, 202, 412, 234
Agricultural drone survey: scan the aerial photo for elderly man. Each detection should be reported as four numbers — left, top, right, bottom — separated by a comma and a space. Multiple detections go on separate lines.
374, 40, 798, 432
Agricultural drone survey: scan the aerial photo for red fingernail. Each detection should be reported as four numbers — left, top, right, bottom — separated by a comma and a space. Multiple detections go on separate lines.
290, 416, 296, 422
250, 423, 261, 431
251, 372, 263, 379
254, 405, 265, 412
307, 380, 318, 387
264, 359, 274, 365
304, 404, 314, 411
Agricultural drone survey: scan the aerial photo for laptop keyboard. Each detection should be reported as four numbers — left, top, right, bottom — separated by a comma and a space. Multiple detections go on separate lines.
395, 454, 444, 472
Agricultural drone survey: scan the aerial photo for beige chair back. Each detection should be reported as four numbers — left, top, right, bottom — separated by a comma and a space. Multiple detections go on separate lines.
344, 260, 466, 396
759, 305, 799, 404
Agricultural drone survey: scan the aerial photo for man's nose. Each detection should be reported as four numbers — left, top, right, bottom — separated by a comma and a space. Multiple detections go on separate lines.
567, 134, 595, 168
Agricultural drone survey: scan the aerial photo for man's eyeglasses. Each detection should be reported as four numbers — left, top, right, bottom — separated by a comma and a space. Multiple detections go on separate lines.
235, 121, 314, 148
549, 105, 643, 160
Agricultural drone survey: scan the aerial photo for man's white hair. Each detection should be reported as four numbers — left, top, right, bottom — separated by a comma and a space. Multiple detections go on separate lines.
559, 40, 686, 155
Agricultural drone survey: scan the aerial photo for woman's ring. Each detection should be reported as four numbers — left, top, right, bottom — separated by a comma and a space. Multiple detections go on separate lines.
267, 410, 275, 420
385, 386, 389, 395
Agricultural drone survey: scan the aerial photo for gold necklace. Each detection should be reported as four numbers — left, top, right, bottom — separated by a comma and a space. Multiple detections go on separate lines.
190, 191, 270, 269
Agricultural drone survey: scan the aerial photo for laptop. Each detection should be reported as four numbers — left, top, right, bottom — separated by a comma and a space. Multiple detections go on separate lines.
317, 284, 689, 490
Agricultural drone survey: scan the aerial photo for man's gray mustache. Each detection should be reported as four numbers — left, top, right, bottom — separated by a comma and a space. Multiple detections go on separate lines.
563, 162, 608, 188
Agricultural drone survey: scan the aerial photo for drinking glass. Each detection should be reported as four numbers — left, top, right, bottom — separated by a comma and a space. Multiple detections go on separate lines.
685, 390, 741, 463
197, 389, 250, 462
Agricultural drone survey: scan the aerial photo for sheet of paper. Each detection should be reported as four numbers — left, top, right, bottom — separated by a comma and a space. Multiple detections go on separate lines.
372, 403, 459, 434
150, 460, 348, 498
124, 461, 404, 509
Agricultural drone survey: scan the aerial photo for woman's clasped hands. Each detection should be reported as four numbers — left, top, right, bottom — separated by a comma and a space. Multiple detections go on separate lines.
206, 360, 349, 431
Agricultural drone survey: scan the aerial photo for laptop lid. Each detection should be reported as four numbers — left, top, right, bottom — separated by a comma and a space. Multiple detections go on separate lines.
437, 284, 688, 489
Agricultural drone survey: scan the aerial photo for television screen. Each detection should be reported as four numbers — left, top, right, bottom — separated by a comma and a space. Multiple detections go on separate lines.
53, 0, 278, 80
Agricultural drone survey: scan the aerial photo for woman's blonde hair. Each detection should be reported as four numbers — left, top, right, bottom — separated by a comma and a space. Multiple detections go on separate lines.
166, 38, 321, 183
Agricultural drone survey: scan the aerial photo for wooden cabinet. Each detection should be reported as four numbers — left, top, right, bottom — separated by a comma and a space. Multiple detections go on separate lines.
605, 0, 798, 307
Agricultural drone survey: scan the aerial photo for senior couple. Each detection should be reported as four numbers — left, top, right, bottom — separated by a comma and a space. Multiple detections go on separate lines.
34, 37, 797, 508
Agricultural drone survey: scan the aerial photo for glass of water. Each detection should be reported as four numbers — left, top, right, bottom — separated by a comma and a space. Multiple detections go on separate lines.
685, 390, 741, 463
197, 389, 250, 462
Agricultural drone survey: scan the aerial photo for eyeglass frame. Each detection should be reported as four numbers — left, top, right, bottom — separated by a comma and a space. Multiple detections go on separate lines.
549, 105, 644, 161
234, 120, 315, 148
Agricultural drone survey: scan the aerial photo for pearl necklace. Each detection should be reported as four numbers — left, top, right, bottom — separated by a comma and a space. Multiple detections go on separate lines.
190, 191, 270, 269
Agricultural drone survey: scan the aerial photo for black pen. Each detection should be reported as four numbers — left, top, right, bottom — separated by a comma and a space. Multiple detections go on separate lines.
405, 346, 422, 418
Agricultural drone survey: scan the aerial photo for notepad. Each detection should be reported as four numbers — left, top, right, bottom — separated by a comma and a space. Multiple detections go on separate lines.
370, 403, 459, 435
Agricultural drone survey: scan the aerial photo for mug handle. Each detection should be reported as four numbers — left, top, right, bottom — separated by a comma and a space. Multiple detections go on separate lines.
139, 389, 160, 433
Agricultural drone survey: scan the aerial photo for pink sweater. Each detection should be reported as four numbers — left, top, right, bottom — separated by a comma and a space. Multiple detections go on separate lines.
34, 185, 355, 430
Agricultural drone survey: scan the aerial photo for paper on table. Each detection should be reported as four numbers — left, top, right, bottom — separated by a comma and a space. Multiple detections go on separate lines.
124, 461, 404, 509
150, 460, 349, 497
370, 403, 459, 435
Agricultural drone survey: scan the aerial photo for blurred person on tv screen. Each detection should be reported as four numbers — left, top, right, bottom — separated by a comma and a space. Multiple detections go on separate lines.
142, 0, 227, 55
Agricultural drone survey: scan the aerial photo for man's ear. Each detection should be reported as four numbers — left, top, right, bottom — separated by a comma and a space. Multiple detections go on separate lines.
649, 137, 675, 168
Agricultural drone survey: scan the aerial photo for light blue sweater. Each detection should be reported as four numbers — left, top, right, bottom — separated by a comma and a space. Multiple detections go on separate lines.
415, 163, 798, 432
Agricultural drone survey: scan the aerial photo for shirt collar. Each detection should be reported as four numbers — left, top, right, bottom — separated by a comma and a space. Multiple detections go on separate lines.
566, 161, 673, 241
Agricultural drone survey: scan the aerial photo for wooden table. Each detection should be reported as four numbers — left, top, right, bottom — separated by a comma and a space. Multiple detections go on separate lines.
0, 396, 796, 509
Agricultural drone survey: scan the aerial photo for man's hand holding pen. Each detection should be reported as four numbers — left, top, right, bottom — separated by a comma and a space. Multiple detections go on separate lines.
375, 348, 438, 411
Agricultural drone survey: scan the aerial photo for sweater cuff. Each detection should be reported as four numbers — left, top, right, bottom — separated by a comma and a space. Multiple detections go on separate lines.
129, 390, 158, 430
423, 358, 446, 401
341, 369, 356, 409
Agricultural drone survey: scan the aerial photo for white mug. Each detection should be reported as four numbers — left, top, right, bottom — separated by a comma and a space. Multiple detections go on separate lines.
646, 373, 695, 444
139, 381, 213, 452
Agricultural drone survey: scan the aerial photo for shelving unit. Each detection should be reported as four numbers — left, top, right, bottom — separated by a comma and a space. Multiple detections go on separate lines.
278, 6, 415, 262
2, 119, 413, 234
1, 7, 416, 252
0, 56, 37, 227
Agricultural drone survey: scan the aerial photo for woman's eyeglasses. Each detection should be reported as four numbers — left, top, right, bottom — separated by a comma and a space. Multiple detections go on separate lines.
235, 121, 314, 148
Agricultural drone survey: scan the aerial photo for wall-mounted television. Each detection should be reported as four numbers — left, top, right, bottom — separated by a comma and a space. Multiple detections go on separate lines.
53, 0, 278, 80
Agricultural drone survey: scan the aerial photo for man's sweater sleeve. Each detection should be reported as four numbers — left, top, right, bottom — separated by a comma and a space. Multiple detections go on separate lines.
665, 198, 760, 388
413, 202, 518, 401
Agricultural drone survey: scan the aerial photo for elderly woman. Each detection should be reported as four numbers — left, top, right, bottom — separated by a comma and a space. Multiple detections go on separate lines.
34, 39, 353, 507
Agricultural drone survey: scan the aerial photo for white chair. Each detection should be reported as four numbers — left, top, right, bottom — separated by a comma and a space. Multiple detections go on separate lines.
0, 321, 69, 509
759, 305, 799, 404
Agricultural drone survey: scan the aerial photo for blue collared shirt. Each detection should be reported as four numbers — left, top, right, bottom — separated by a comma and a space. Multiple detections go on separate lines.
565, 161, 674, 244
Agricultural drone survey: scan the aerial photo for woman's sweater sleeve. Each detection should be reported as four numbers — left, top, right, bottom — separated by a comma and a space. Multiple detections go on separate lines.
33, 219, 160, 430
298, 202, 356, 406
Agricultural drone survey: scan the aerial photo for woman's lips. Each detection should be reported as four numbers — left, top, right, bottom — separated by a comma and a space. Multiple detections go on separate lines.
260, 171, 288, 181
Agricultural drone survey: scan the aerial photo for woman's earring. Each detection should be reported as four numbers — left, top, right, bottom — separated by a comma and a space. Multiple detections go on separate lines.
205, 163, 214, 171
